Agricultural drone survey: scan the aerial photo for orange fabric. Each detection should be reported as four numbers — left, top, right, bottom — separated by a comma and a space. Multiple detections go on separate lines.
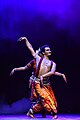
32, 82, 57, 113
30, 82, 38, 100
27, 59, 57, 113
33, 102, 43, 112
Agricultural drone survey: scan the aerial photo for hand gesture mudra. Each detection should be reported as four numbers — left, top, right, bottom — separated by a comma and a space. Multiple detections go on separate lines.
18, 37, 28, 42
62, 74, 67, 83
10, 68, 16, 76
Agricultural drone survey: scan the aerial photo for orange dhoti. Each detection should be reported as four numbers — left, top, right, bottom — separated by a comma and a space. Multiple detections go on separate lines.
32, 82, 57, 113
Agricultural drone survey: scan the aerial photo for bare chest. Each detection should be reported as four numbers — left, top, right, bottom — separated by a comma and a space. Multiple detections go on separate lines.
39, 59, 51, 75
41, 59, 51, 67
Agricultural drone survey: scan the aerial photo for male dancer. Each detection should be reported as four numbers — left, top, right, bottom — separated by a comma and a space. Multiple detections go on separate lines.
16, 37, 67, 118
10, 58, 66, 119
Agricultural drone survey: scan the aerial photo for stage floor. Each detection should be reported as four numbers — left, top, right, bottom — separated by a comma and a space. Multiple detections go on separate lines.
0, 114, 80, 120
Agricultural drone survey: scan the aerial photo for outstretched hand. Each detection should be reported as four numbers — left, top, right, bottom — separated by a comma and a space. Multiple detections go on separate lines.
18, 37, 27, 42
62, 74, 67, 83
10, 68, 16, 76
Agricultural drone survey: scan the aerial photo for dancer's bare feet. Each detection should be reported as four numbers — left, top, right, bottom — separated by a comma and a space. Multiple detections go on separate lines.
53, 115, 58, 119
27, 109, 34, 118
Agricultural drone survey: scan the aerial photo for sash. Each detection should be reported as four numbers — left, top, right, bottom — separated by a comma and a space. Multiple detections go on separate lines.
35, 57, 43, 77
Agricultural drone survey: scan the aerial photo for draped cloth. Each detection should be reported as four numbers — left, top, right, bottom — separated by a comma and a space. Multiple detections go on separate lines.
29, 57, 57, 113
32, 82, 57, 113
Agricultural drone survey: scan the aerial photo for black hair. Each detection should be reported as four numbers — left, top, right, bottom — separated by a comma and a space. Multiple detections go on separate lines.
39, 45, 50, 55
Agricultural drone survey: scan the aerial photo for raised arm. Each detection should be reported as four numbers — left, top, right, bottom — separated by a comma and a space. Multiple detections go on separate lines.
55, 72, 67, 83
18, 37, 36, 58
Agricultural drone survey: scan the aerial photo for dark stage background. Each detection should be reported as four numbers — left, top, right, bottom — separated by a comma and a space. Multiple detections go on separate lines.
0, 0, 80, 114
